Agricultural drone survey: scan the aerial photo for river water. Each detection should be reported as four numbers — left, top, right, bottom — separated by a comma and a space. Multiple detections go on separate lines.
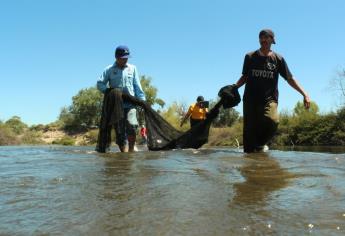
0, 146, 345, 235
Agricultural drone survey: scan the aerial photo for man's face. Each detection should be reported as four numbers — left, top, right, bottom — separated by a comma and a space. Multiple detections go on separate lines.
259, 34, 273, 48
116, 57, 128, 68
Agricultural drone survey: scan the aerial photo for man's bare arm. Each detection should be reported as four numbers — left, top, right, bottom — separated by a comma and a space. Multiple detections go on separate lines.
286, 77, 311, 109
235, 75, 248, 88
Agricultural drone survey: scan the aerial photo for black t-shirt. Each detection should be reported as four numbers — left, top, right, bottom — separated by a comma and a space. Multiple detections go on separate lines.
242, 50, 292, 104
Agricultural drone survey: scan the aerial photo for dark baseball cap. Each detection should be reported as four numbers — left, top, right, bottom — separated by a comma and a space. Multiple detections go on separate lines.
259, 29, 276, 44
197, 96, 204, 102
115, 45, 130, 58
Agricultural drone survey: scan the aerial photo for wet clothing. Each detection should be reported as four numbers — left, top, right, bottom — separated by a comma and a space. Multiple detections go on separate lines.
242, 50, 292, 104
190, 118, 204, 127
114, 108, 138, 147
243, 101, 279, 153
97, 63, 145, 108
242, 50, 291, 152
96, 88, 124, 153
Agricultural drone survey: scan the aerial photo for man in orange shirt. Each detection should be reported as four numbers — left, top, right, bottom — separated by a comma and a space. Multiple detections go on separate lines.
180, 96, 208, 127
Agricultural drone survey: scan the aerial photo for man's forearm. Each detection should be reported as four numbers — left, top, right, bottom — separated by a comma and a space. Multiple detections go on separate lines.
235, 75, 247, 88
287, 77, 308, 97
287, 77, 311, 109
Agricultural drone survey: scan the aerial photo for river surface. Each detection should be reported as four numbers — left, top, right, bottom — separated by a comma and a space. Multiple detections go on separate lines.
0, 146, 345, 235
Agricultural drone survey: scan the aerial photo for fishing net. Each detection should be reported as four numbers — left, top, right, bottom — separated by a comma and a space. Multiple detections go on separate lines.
96, 85, 240, 152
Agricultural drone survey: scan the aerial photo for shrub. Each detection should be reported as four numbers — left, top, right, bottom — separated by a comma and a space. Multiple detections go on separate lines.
52, 136, 75, 146
5, 116, 28, 135
21, 131, 44, 145
0, 126, 19, 145
208, 120, 243, 147
80, 129, 99, 145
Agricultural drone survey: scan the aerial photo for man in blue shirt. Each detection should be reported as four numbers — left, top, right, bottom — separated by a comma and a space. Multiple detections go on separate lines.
97, 45, 146, 152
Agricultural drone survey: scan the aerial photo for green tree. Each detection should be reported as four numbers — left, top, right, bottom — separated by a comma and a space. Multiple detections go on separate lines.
59, 106, 77, 130
213, 108, 240, 127
331, 107, 345, 144
161, 101, 187, 130
140, 76, 165, 108
5, 116, 28, 134
138, 76, 166, 125
59, 87, 103, 131
293, 101, 319, 117
209, 100, 240, 127
0, 126, 18, 145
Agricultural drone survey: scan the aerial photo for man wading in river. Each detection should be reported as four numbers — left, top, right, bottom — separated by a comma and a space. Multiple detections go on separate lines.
97, 45, 146, 152
235, 29, 311, 153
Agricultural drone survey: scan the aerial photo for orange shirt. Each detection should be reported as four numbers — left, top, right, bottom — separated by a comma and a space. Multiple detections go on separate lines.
186, 103, 208, 120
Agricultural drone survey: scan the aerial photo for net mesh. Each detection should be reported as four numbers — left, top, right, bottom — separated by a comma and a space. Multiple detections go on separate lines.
96, 85, 240, 152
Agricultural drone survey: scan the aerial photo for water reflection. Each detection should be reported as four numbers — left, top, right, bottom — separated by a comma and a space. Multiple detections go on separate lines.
231, 153, 295, 206
1, 146, 345, 235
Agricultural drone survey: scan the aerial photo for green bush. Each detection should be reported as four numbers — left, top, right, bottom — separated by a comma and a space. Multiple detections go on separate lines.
0, 126, 19, 145
29, 124, 46, 132
52, 136, 75, 146
21, 131, 44, 145
208, 120, 243, 147
81, 129, 99, 145
5, 116, 28, 135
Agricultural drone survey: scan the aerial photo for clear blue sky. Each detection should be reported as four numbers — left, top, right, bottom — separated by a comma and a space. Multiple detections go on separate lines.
1, 0, 344, 125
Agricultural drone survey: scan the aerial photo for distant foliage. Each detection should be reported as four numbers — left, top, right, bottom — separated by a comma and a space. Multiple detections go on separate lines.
208, 120, 243, 147
0, 125, 19, 145
161, 101, 187, 130
140, 76, 165, 108
59, 87, 103, 132
5, 116, 28, 135
81, 129, 99, 145
207, 100, 240, 127
52, 136, 75, 146
138, 76, 166, 125
272, 102, 345, 146
21, 131, 44, 145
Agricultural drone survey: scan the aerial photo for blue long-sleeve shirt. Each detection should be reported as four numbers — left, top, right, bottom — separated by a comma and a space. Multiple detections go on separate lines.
97, 63, 146, 108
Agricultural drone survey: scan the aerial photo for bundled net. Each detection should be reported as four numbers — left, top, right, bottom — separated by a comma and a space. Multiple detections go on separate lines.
96, 85, 240, 152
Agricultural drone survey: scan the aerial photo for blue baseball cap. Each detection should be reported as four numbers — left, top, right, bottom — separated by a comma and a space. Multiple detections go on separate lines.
115, 45, 130, 58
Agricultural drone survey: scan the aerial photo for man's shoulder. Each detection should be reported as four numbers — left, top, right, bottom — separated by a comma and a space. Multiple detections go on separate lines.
244, 50, 259, 59
271, 51, 284, 60
103, 64, 114, 72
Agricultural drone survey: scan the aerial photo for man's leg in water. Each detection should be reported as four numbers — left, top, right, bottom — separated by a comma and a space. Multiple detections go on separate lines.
243, 101, 259, 153
115, 118, 128, 152
256, 101, 279, 150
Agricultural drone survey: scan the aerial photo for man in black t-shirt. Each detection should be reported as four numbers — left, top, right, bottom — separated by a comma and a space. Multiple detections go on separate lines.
235, 29, 311, 153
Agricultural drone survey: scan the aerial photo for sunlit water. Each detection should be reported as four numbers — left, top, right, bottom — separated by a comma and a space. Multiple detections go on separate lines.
0, 146, 345, 235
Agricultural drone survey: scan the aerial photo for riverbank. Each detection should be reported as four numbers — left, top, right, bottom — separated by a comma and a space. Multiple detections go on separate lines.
2, 126, 345, 151
0, 125, 98, 146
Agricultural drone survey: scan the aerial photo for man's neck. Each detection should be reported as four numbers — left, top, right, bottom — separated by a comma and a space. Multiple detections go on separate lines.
259, 47, 272, 56
115, 62, 127, 69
